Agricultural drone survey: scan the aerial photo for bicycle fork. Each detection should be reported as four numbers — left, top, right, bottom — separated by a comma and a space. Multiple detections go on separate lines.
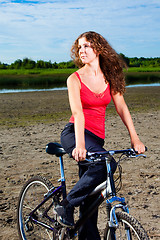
105, 196, 133, 240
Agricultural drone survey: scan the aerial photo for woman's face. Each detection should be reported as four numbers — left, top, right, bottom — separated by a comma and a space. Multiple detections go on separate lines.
78, 37, 98, 64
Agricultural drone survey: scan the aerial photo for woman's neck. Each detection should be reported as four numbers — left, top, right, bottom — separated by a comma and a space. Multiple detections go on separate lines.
84, 58, 102, 76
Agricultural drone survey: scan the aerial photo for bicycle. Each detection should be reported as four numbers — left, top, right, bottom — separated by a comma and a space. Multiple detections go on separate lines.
17, 142, 150, 239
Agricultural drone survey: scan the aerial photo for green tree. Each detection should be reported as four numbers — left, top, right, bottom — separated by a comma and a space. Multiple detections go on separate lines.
0, 62, 7, 69
22, 58, 36, 69
52, 61, 58, 69
36, 60, 46, 68
13, 59, 22, 69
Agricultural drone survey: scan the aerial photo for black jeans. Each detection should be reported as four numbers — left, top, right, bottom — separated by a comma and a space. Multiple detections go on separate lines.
61, 123, 117, 240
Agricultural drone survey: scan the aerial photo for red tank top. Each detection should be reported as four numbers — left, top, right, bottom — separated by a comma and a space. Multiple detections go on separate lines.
69, 72, 111, 139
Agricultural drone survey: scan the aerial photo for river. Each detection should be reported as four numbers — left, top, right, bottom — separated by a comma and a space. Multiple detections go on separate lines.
0, 83, 160, 94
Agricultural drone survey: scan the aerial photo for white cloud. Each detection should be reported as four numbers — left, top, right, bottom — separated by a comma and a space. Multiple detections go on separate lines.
0, 0, 160, 63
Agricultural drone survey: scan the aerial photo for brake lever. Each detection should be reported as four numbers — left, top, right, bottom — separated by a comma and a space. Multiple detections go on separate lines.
129, 153, 147, 158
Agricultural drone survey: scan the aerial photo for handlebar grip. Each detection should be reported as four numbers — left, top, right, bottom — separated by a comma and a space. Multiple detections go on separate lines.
134, 146, 147, 154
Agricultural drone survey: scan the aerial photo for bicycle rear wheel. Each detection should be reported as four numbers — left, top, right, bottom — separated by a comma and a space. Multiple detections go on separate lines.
104, 211, 149, 240
17, 175, 61, 240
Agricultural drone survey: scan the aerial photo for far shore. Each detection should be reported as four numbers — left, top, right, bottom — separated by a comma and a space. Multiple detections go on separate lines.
0, 68, 160, 90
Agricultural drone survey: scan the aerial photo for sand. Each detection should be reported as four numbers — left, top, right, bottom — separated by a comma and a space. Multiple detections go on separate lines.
0, 86, 160, 239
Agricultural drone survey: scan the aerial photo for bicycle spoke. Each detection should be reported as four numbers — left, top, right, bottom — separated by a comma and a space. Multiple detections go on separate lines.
45, 229, 53, 240
23, 201, 34, 211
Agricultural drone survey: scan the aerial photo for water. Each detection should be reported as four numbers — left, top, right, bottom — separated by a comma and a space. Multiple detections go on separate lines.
126, 83, 160, 88
0, 87, 67, 94
0, 83, 160, 94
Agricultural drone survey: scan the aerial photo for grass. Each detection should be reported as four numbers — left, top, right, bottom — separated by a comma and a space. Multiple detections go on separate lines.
124, 66, 160, 72
0, 66, 160, 75
0, 68, 77, 75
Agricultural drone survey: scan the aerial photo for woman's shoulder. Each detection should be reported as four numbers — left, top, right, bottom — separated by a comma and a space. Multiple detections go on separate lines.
67, 71, 81, 88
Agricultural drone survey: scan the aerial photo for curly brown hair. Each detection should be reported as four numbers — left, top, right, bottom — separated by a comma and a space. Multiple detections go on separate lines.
71, 31, 126, 94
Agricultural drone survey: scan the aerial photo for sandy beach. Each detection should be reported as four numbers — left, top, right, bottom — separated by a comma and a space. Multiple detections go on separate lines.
0, 86, 160, 239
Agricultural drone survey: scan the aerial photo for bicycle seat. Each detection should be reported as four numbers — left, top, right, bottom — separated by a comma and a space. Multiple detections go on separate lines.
46, 142, 66, 157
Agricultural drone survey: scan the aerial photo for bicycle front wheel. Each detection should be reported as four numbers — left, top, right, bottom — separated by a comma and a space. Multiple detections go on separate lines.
17, 175, 58, 240
104, 211, 149, 240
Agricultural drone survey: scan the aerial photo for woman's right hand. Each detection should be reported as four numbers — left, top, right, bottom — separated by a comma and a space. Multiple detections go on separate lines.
72, 147, 87, 162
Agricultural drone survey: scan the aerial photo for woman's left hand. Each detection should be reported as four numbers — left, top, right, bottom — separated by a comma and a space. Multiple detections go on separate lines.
131, 139, 145, 153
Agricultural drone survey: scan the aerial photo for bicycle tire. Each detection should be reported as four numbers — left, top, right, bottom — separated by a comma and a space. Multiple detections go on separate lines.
17, 175, 63, 240
104, 211, 150, 240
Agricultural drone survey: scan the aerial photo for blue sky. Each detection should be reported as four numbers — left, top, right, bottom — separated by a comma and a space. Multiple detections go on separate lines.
0, 0, 160, 64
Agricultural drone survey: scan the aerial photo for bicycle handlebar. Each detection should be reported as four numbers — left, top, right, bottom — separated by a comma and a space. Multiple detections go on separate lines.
86, 147, 147, 159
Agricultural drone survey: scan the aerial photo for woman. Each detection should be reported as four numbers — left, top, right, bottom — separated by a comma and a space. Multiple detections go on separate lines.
55, 31, 145, 240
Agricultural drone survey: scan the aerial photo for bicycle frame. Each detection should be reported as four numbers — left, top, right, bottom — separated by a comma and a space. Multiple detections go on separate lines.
27, 151, 130, 239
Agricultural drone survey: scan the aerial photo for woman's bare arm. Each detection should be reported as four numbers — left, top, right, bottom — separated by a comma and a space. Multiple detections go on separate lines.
111, 92, 145, 153
67, 74, 87, 161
